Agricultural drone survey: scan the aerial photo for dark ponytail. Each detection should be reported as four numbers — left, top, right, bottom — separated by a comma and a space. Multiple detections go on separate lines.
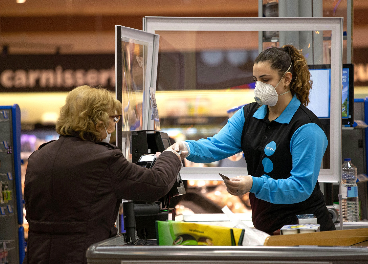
254, 44, 312, 106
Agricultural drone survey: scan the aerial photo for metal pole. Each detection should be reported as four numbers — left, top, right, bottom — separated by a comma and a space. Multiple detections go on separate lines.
299, 0, 313, 65
279, 0, 299, 48
312, 0, 324, 65
347, 0, 353, 64
258, 0, 264, 54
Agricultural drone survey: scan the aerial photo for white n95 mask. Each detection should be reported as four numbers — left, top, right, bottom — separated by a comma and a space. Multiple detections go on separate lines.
102, 125, 111, 143
254, 80, 290, 106
254, 63, 292, 106
254, 81, 279, 106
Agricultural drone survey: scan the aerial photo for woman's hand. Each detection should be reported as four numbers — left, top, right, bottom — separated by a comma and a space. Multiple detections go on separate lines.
224, 175, 253, 196
163, 147, 181, 160
169, 142, 189, 160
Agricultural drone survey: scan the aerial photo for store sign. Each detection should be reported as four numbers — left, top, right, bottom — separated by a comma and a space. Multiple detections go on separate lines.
0, 54, 115, 92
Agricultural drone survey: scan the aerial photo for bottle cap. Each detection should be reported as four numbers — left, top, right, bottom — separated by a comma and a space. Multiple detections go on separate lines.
344, 158, 351, 161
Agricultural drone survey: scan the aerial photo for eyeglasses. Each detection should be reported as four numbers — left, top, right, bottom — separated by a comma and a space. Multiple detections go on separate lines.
110, 115, 122, 123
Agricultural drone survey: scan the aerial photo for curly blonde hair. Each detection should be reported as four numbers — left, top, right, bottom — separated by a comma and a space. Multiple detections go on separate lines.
56, 85, 122, 142
254, 44, 312, 106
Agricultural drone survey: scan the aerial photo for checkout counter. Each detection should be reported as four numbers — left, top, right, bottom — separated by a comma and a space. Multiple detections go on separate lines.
87, 207, 368, 263
86, 218, 368, 263
86, 229, 368, 264
85, 130, 368, 264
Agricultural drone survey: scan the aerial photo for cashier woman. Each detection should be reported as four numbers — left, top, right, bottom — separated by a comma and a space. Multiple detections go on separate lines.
171, 44, 336, 235
23, 85, 182, 264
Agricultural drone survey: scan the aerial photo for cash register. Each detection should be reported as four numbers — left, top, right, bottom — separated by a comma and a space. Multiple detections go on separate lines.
120, 130, 185, 244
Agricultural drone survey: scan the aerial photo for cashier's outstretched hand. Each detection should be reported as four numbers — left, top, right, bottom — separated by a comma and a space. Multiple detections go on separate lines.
169, 142, 189, 160
224, 176, 253, 196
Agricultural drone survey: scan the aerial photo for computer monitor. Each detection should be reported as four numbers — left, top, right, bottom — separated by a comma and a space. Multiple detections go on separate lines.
307, 64, 354, 126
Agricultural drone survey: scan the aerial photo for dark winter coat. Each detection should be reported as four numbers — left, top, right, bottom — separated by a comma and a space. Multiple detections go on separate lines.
23, 135, 181, 264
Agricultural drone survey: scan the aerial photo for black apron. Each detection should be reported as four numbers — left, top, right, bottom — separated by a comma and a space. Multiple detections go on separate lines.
240, 102, 335, 235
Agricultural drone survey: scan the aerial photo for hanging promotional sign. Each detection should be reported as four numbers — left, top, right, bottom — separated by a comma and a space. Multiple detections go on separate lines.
0, 54, 115, 92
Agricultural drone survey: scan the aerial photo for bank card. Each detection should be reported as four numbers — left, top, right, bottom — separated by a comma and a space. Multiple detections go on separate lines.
219, 173, 230, 180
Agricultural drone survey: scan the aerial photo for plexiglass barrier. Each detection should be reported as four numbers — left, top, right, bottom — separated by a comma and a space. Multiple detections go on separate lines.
115, 25, 160, 157
144, 17, 343, 183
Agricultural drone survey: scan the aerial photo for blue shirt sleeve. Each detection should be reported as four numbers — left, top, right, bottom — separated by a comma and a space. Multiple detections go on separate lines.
185, 108, 245, 163
250, 123, 328, 204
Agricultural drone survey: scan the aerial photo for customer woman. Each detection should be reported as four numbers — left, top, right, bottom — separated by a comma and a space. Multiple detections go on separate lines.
23, 85, 182, 264
171, 45, 335, 235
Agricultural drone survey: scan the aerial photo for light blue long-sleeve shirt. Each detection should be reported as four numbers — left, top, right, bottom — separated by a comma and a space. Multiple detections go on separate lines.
185, 95, 328, 204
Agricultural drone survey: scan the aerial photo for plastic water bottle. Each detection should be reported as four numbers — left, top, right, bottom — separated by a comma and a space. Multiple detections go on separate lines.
340, 158, 359, 222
